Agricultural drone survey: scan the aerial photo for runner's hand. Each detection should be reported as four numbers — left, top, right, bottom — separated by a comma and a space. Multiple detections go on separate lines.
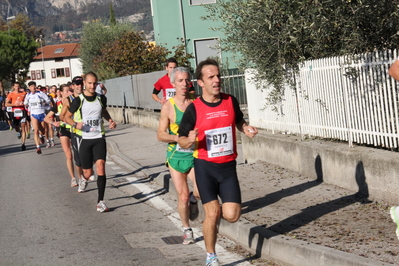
244, 126, 258, 138
188, 128, 198, 143
108, 120, 116, 129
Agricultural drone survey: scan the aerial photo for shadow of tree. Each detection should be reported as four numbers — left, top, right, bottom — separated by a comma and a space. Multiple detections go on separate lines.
246, 158, 371, 258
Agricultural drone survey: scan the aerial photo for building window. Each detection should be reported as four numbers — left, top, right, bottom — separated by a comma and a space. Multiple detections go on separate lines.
194, 38, 220, 65
41, 70, 46, 79
31, 70, 36, 80
54, 48, 64, 53
190, 0, 216, 5
36, 70, 41, 80
51, 69, 56, 78
56, 68, 65, 77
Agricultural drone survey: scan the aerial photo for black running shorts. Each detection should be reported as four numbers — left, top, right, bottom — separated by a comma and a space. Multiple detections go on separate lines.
79, 137, 107, 170
194, 158, 241, 205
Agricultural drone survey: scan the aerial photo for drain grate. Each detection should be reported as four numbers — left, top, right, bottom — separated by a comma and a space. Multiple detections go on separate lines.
161, 236, 184, 245
113, 178, 128, 183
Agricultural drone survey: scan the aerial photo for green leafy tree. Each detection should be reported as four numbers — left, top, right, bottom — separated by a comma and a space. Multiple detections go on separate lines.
0, 29, 38, 82
204, 0, 399, 105
79, 20, 135, 73
94, 31, 170, 79
171, 43, 195, 72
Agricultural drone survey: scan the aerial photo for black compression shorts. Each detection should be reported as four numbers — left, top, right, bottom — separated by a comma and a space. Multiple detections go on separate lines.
79, 137, 107, 169
194, 158, 241, 205
71, 133, 82, 167
59, 127, 71, 139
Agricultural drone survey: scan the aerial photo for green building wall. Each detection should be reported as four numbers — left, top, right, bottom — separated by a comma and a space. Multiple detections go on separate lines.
150, 0, 239, 70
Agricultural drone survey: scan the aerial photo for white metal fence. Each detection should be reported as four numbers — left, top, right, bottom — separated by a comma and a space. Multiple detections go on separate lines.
246, 49, 399, 149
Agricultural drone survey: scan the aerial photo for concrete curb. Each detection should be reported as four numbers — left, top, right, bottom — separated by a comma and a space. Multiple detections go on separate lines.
107, 139, 394, 266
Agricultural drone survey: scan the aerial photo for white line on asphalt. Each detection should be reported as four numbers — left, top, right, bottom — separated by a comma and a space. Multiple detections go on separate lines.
122, 175, 252, 266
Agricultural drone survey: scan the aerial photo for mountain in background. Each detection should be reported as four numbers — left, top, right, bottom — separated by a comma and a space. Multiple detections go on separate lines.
0, 0, 152, 44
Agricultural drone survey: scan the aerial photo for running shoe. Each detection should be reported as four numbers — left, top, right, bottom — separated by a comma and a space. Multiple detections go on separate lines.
182, 228, 195, 245
46, 141, 50, 148
40, 135, 45, 144
206, 256, 220, 266
71, 178, 78, 187
189, 192, 199, 221
17, 132, 21, 139
26, 132, 30, 139
88, 174, 95, 181
50, 140, 55, 147
36, 148, 42, 154
9, 126, 12, 130
78, 178, 88, 193
96, 201, 110, 212
390, 206, 399, 240
21, 143, 26, 151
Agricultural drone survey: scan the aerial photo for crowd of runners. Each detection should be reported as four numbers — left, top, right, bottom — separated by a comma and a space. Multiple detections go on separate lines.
2, 73, 115, 214
2, 58, 258, 266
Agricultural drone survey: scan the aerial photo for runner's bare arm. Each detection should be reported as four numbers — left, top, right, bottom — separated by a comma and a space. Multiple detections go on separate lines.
59, 98, 70, 122
178, 128, 198, 149
157, 102, 178, 143
44, 110, 60, 127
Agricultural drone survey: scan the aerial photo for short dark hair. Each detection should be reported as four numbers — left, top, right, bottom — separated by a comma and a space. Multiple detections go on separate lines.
165, 57, 178, 67
195, 59, 219, 80
14, 82, 20, 86
84, 71, 98, 81
28, 81, 36, 87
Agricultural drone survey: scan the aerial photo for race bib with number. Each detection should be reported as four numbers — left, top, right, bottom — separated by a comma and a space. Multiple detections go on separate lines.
205, 126, 234, 158
6, 107, 12, 112
165, 88, 176, 99
14, 109, 23, 118
83, 117, 102, 133
176, 143, 194, 153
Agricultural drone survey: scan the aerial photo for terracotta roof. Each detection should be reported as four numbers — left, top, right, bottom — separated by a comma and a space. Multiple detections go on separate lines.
33, 43, 80, 60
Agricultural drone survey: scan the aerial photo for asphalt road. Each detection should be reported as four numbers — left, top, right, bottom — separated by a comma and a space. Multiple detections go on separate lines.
0, 126, 204, 266
0, 124, 256, 266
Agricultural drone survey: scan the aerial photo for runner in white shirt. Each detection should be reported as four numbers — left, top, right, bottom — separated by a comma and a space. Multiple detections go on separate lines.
24, 81, 51, 154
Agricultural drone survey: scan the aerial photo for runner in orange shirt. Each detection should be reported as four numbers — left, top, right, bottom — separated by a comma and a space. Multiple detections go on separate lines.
5, 82, 28, 150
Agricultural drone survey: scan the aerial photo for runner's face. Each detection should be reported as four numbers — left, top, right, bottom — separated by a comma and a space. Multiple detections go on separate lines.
29, 85, 36, 93
73, 83, 83, 95
13, 84, 20, 91
166, 62, 177, 76
61, 87, 70, 97
172, 71, 190, 96
84, 75, 97, 94
198, 65, 221, 97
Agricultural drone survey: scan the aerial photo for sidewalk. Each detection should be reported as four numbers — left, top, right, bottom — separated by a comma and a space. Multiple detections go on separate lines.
105, 124, 398, 266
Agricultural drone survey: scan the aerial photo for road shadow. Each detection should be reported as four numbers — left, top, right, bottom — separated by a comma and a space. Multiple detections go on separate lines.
247, 158, 371, 257
241, 155, 324, 214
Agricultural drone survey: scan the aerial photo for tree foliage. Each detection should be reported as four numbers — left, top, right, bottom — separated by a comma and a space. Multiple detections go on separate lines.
94, 31, 170, 79
79, 20, 135, 73
0, 13, 43, 40
204, 0, 399, 104
0, 29, 38, 81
